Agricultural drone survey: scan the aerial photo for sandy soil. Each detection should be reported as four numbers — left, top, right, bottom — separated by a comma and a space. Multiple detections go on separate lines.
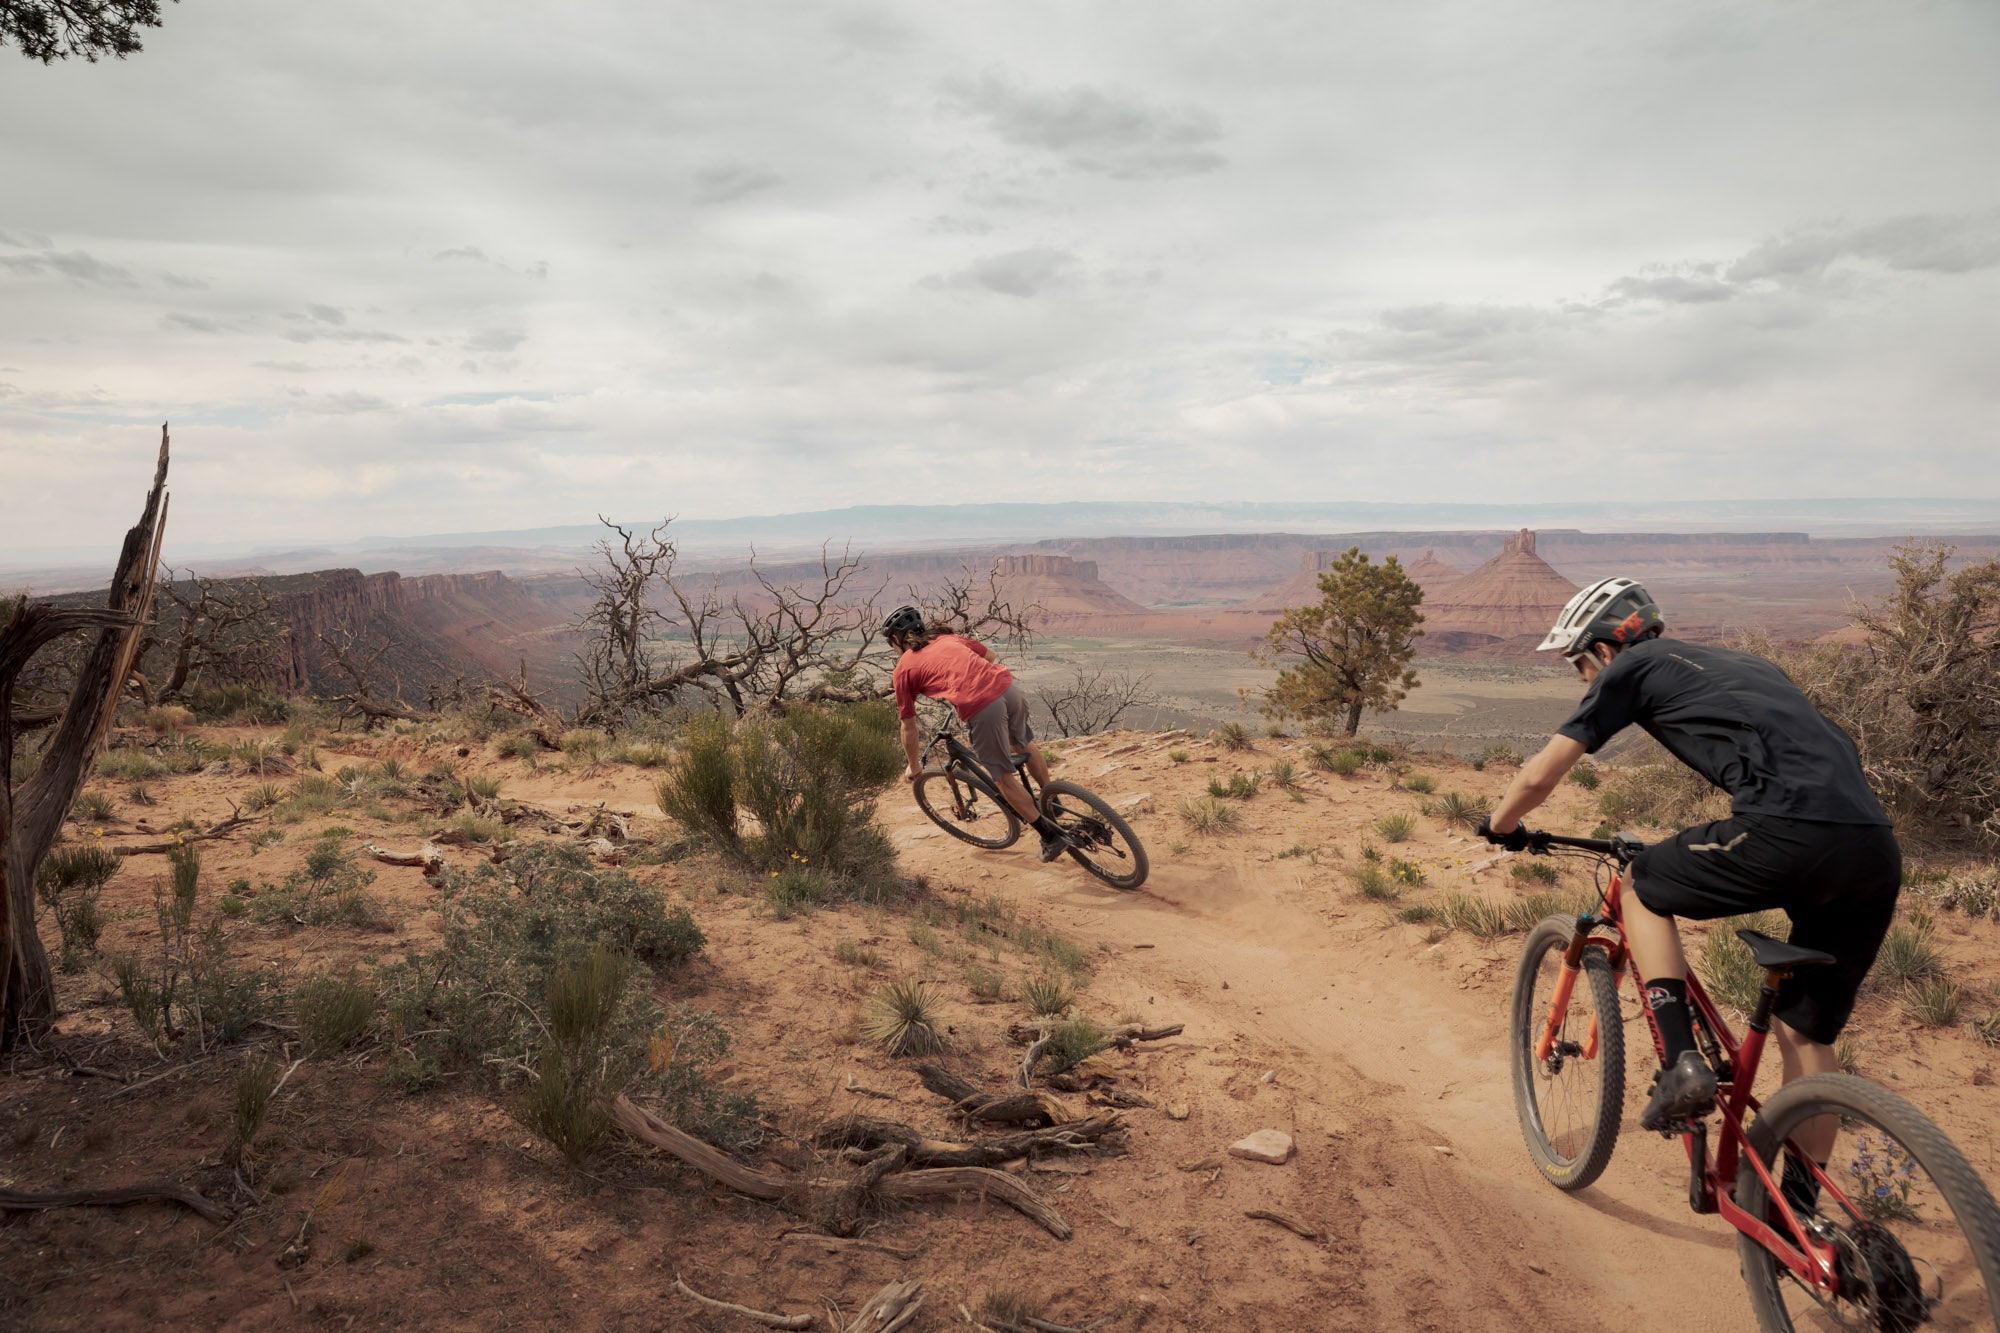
4, 722, 1998, 1331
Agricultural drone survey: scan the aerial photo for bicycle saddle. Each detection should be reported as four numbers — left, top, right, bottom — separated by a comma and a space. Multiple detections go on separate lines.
1734, 929, 1835, 971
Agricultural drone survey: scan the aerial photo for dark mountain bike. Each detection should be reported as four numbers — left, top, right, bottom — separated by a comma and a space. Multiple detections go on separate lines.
910, 718, 1148, 891
1510, 829, 2000, 1331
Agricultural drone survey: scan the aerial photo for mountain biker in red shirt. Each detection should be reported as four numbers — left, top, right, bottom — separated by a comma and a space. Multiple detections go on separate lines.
1479, 578, 1900, 1212
883, 606, 1070, 862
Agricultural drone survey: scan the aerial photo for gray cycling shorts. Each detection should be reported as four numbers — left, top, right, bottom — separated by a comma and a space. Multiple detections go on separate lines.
964, 684, 1034, 780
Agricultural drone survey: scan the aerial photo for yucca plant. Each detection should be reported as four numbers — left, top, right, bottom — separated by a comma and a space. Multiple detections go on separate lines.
863, 978, 948, 1057
1176, 797, 1238, 834
1021, 974, 1074, 1019
1375, 812, 1416, 843
1429, 790, 1491, 831
1217, 722, 1252, 751
1903, 974, 1963, 1028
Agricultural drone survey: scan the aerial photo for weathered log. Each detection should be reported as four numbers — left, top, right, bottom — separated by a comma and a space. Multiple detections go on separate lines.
813, 1114, 1119, 1168
875, 1169, 1070, 1241
914, 1064, 1074, 1125
672, 1272, 814, 1329
0, 1182, 227, 1225
831, 1143, 905, 1237
1003, 1021, 1184, 1048
611, 1095, 788, 1200
3, 428, 169, 1047
109, 806, 254, 857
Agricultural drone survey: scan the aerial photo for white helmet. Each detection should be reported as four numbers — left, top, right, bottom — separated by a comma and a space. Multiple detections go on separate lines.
1537, 577, 1663, 658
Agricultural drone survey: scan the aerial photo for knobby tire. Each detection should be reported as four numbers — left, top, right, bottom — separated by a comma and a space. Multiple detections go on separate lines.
913, 765, 1021, 850
1039, 779, 1148, 890
1510, 914, 1625, 1191
1736, 1073, 2000, 1332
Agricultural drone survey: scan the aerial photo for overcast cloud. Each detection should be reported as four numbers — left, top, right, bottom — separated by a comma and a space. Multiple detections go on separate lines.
1, 0, 1995, 554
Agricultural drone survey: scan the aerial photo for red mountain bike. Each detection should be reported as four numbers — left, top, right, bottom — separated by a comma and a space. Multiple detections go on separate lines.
1510, 830, 2000, 1330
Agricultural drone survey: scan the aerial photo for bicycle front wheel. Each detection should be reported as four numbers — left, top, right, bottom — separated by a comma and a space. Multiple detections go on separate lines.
912, 765, 1021, 850
1039, 780, 1148, 890
1737, 1072, 2000, 1332
1509, 914, 1625, 1191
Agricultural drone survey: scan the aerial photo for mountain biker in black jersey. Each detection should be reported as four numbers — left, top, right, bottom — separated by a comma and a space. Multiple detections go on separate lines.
1479, 578, 1900, 1210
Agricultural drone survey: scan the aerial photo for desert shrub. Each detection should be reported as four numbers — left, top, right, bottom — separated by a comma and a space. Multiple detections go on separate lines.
1167, 749, 1190, 764
1501, 890, 1593, 933
864, 977, 948, 1057
465, 773, 504, 801
251, 836, 386, 928
1021, 974, 1074, 1018
448, 811, 505, 845
1972, 1010, 2000, 1047
1479, 744, 1522, 768
1176, 797, 1237, 834
1865, 914, 1945, 994
832, 938, 876, 968
1698, 910, 1791, 1015
1375, 812, 1416, 843
515, 947, 630, 1163
1596, 763, 1728, 830
964, 964, 1005, 1000
37, 842, 118, 964
494, 731, 541, 763
295, 972, 378, 1055
376, 845, 698, 1084
141, 704, 197, 735
559, 728, 605, 765
232, 1056, 280, 1170
1351, 864, 1398, 901
1217, 722, 1252, 751
641, 1006, 763, 1149
1208, 771, 1261, 799
1426, 790, 1491, 831
1567, 763, 1601, 791
1436, 892, 1508, 938
1387, 857, 1425, 887
70, 790, 116, 821
96, 748, 162, 781
982, 1291, 1044, 1326
1398, 903, 1438, 924
1902, 975, 1963, 1028
655, 710, 740, 848
1403, 773, 1436, 795
764, 864, 823, 919
1915, 865, 2000, 919
1040, 1016, 1108, 1073
125, 781, 155, 805
108, 843, 276, 1052
1267, 759, 1300, 790
1511, 861, 1560, 886
186, 683, 291, 726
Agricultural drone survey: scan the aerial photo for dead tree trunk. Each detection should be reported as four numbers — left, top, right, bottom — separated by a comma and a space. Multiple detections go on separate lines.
0, 428, 169, 1048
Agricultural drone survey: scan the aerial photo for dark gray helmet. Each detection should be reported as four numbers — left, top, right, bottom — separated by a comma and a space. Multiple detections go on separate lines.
882, 605, 926, 640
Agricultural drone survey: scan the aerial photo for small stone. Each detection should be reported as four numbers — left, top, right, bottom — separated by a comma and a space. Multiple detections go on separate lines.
1528, 1262, 1548, 1276
1167, 1103, 1190, 1121
1259, 1070, 1276, 1084
1228, 1130, 1295, 1165
1433, 1144, 1453, 1156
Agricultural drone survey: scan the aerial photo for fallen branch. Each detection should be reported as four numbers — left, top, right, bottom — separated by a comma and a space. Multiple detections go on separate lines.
843, 1074, 894, 1100
611, 1095, 788, 1200
673, 1272, 814, 1329
841, 1279, 924, 1333
360, 841, 447, 874
1003, 1021, 1183, 1049
915, 1064, 1074, 1126
875, 1169, 1071, 1240
0, 1183, 228, 1225
815, 1115, 1118, 1169
778, 1231, 921, 1261
110, 806, 253, 856
1244, 1208, 1321, 1240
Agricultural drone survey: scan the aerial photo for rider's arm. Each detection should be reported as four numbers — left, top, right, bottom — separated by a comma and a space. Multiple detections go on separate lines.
900, 716, 924, 779
1489, 735, 1588, 832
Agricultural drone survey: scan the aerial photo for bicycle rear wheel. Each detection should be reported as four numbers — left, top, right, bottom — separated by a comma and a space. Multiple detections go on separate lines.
912, 765, 1021, 850
1509, 914, 1625, 1191
1737, 1072, 2000, 1332
1039, 779, 1148, 890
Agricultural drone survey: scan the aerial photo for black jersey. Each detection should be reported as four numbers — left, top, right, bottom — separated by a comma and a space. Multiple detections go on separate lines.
1556, 637, 1890, 827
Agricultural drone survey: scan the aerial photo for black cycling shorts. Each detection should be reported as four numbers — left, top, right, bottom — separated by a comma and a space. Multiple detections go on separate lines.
1632, 813, 1901, 1046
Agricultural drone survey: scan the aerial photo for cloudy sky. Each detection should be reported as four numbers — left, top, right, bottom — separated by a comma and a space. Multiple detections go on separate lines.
2, 0, 1996, 555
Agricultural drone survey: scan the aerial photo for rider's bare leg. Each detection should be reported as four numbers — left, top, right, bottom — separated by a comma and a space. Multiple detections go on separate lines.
1621, 889, 1690, 984
1777, 1021, 1840, 1161
1016, 744, 1051, 788
993, 770, 1041, 825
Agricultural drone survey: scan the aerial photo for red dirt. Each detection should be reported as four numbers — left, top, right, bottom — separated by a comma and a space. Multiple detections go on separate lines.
4, 724, 1997, 1330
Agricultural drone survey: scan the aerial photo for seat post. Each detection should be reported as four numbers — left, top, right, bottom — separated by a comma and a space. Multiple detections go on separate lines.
1747, 970, 1788, 1034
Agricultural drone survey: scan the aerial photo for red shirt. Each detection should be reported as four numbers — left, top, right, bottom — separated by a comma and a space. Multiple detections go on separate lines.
893, 635, 1012, 720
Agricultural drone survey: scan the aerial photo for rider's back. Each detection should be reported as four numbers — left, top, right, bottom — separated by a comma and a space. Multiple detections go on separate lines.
1557, 637, 1889, 827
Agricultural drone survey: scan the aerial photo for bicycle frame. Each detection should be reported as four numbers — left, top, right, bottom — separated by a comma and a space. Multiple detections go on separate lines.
1539, 851, 1860, 1299
922, 720, 1039, 802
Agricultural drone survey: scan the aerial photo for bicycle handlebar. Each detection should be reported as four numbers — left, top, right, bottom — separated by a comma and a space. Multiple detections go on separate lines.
1528, 830, 1649, 863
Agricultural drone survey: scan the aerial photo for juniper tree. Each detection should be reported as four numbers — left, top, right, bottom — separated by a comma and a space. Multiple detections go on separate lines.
1253, 547, 1424, 737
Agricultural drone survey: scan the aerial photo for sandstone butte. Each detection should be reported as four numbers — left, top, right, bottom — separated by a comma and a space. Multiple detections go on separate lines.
1419, 529, 1581, 641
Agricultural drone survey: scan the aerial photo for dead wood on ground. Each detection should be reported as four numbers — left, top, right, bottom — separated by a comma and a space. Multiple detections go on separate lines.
671, 1272, 815, 1329
0, 1182, 227, 1225
109, 805, 253, 856
813, 1114, 1119, 1169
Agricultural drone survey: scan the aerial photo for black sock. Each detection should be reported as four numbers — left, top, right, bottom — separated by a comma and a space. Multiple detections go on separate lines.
1643, 977, 1697, 1064
1033, 816, 1063, 839
1781, 1155, 1825, 1215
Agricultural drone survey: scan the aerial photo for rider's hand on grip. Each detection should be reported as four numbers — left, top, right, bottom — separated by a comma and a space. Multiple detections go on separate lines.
1477, 816, 1533, 852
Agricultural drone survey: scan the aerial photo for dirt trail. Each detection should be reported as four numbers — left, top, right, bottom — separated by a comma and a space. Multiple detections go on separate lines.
887, 722, 2000, 1331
